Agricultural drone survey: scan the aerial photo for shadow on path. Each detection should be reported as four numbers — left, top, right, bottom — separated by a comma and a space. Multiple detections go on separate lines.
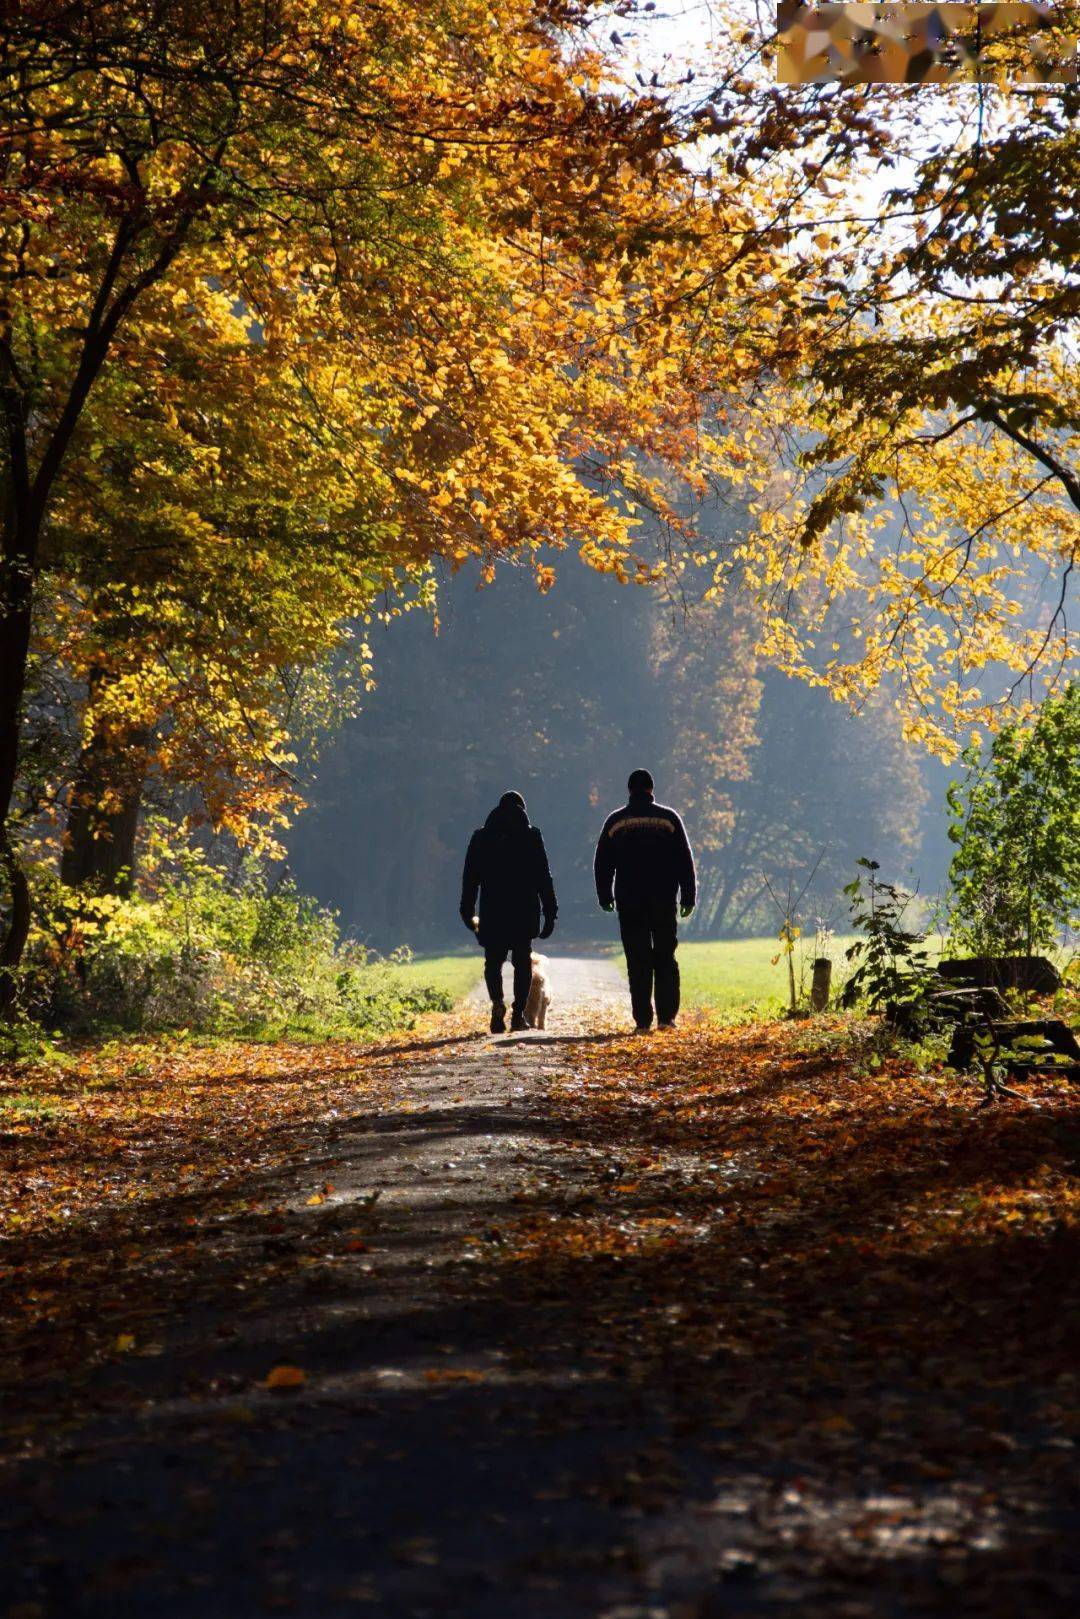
490, 1031, 627, 1049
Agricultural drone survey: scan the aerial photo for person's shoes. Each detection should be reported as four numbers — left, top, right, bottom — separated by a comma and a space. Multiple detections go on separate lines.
510, 1010, 529, 1032
490, 1001, 506, 1034
634, 1022, 653, 1033
657, 1019, 676, 1029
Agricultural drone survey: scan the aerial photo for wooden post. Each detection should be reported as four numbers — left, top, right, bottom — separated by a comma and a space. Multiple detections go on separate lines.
810, 957, 832, 1012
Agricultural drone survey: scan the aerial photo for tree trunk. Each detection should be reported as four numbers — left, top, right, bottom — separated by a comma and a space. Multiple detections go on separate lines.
0, 557, 32, 835
0, 502, 41, 1012
60, 775, 143, 893
60, 744, 146, 895
58, 667, 148, 896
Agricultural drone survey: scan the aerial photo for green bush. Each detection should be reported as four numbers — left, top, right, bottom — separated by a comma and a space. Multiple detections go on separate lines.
947, 685, 1080, 957
16, 843, 452, 1039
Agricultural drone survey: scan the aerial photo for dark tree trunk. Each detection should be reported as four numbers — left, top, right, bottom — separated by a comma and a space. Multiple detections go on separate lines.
0, 502, 42, 1011
0, 557, 33, 836
60, 751, 145, 895
60, 668, 149, 895
61, 779, 143, 893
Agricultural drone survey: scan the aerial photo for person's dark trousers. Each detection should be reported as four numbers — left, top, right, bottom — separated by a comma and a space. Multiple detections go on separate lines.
484, 937, 533, 1015
617, 901, 679, 1027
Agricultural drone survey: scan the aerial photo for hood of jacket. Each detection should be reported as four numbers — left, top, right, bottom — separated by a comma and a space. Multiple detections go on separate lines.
484, 793, 530, 836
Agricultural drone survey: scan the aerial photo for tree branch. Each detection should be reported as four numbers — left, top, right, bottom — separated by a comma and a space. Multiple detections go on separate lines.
980, 405, 1080, 515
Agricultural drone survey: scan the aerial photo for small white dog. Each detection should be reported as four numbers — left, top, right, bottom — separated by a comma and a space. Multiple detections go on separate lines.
523, 952, 551, 1030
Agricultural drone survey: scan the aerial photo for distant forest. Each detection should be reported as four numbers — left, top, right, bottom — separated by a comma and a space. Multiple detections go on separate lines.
289, 558, 953, 949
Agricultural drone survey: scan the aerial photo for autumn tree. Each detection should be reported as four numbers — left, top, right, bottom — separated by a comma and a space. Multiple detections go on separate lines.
0, 0, 484, 989
1, 0, 801, 1004
680, 5, 1080, 750
37, 309, 427, 894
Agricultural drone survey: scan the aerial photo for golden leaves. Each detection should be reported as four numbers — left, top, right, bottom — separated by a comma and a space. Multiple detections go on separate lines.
14, 0, 1073, 797
13, 0, 745, 845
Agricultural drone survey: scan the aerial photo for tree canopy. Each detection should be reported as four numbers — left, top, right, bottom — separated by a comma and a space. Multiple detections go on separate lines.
2, 0, 1078, 997
689, 7, 1079, 748
0, 0, 787, 988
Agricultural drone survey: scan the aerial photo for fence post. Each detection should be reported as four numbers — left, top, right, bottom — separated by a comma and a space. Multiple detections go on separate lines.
810, 956, 832, 1012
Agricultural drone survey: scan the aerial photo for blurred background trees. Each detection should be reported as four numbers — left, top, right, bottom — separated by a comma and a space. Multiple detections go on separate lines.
288, 548, 947, 948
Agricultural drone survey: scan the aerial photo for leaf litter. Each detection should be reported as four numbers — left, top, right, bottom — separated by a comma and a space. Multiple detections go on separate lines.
1, 1005, 1078, 1614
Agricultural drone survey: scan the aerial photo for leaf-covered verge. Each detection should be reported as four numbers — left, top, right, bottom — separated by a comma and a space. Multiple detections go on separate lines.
0, 1010, 478, 1397
4, 1009, 1077, 1393
494, 1019, 1080, 1575
512, 1015, 1080, 1281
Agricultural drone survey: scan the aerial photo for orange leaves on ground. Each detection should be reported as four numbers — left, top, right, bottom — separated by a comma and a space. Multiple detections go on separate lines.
0, 1038, 398, 1240
0, 1018, 453, 1378
501, 1013, 1080, 1475
539, 1015, 1080, 1249
264, 1365, 306, 1391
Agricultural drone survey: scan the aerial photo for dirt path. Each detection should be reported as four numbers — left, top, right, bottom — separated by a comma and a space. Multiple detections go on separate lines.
3, 962, 1078, 1618
465, 950, 627, 1026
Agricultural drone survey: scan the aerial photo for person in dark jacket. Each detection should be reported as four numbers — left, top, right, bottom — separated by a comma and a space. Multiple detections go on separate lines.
594, 768, 695, 1031
460, 791, 557, 1033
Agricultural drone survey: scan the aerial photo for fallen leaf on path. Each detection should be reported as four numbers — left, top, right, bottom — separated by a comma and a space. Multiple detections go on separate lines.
264, 1364, 306, 1390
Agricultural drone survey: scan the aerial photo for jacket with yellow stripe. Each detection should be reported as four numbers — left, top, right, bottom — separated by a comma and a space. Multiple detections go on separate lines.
594, 792, 696, 912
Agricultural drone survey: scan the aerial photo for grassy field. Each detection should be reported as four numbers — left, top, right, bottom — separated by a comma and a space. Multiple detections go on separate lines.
676, 933, 956, 1014
392, 951, 482, 1005
677, 936, 860, 1015
392, 939, 858, 1017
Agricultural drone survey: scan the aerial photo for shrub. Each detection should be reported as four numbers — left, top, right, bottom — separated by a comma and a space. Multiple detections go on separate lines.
14, 842, 451, 1039
947, 686, 1080, 957
841, 859, 940, 1036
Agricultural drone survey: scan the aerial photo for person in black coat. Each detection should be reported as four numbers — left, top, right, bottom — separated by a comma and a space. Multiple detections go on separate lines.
460, 791, 557, 1032
594, 768, 695, 1031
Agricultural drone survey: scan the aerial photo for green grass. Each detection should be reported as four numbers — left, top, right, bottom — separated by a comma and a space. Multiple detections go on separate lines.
388, 934, 963, 1019
676, 936, 861, 1015
395, 940, 857, 1017
676, 933, 950, 1015
390, 951, 482, 1006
